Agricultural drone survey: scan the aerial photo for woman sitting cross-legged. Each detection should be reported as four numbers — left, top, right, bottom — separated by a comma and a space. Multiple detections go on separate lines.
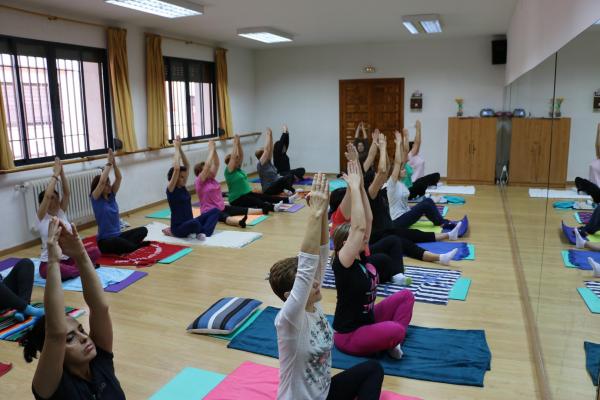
194, 139, 263, 229
269, 173, 384, 400
22, 218, 125, 400
91, 149, 149, 254
0, 259, 44, 322
39, 157, 100, 280
167, 136, 219, 239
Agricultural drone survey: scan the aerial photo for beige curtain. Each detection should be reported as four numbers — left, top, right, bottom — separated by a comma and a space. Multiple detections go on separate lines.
0, 86, 15, 170
145, 34, 168, 148
215, 48, 234, 138
107, 27, 138, 152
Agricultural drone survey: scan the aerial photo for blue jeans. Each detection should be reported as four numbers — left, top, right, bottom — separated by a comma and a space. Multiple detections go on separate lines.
172, 208, 220, 238
392, 198, 444, 229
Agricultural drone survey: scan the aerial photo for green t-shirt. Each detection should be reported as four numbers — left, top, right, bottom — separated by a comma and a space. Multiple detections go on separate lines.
224, 168, 252, 203
402, 163, 413, 188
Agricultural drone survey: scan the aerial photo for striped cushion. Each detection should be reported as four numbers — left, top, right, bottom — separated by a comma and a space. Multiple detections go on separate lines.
187, 297, 262, 334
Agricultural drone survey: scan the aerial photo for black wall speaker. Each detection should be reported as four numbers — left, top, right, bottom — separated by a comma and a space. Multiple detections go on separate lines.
492, 39, 507, 65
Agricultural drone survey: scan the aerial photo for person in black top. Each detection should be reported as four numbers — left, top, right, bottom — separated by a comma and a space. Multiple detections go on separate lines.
273, 124, 306, 180
331, 160, 414, 358
353, 121, 370, 165
22, 217, 125, 400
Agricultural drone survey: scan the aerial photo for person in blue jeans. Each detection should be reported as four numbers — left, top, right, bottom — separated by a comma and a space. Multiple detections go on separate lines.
167, 136, 219, 239
387, 130, 461, 235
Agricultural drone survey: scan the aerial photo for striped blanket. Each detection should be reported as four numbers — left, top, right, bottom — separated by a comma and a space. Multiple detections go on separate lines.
323, 263, 461, 306
0, 303, 85, 341
585, 281, 600, 298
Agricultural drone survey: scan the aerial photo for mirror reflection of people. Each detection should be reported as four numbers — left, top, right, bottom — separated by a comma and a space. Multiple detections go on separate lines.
575, 123, 600, 203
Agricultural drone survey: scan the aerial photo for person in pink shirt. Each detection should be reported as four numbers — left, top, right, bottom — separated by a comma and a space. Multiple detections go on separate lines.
194, 140, 263, 228
575, 123, 600, 203
407, 120, 425, 181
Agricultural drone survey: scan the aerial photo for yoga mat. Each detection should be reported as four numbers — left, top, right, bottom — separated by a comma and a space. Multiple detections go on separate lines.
149, 367, 226, 400
409, 221, 442, 233
329, 179, 348, 191
247, 215, 269, 226
158, 247, 193, 264
0, 257, 21, 272
565, 250, 600, 270
577, 288, 600, 314
33, 265, 137, 292
466, 244, 475, 260
228, 307, 491, 387
249, 177, 261, 183
209, 309, 265, 341
445, 195, 466, 204
417, 242, 472, 261
203, 361, 422, 400
83, 237, 190, 267
0, 362, 11, 378
575, 211, 593, 224
0, 303, 84, 341
277, 203, 304, 213
146, 208, 171, 219
561, 250, 577, 268
554, 201, 576, 209
586, 280, 600, 297
145, 222, 262, 248
104, 271, 148, 293
584, 341, 600, 386
561, 222, 600, 244
295, 177, 313, 185
449, 278, 471, 301
441, 216, 469, 238
427, 185, 475, 195
530, 188, 590, 199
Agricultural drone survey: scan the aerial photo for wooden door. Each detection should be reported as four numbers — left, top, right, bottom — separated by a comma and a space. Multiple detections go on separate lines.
447, 117, 472, 181
339, 79, 404, 171
548, 118, 571, 187
470, 117, 497, 183
531, 119, 553, 184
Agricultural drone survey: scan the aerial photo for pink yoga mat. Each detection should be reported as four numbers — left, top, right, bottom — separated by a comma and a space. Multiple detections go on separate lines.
203, 361, 421, 400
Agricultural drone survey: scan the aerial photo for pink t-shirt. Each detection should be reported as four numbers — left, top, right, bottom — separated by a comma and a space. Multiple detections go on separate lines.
195, 176, 225, 213
589, 159, 600, 187
408, 153, 425, 182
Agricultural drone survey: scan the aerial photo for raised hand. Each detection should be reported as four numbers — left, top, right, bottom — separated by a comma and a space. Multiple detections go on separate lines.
371, 130, 379, 144
107, 148, 115, 165
266, 127, 272, 137
377, 133, 387, 149
345, 143, 359, 162
47, 217, 63, 262
415, 120, 421, 130
308, 173, 329, 219
174, 135, 182, 149
52, 157, 62, 177
343, 160, 362, 189
57, 222, 87, 261
208, 139, 216, 152
282, 124, 288, 133
394, 130, 402, 144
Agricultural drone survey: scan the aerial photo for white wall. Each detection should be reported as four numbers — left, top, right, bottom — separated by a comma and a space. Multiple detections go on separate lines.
506, 0, 600, 84
0, 8, 258, 250
254, 37, 505, 174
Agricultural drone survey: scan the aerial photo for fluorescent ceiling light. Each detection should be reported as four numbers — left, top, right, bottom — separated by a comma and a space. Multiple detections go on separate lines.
402, 14, 442, 34
402, 21, 419, 35
105, 0, 203, 18
237, 27, 293, 43
595, 19, 600, 25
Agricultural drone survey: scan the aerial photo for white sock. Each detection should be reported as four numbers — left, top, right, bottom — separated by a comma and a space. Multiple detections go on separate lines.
588, 257, 600, 278
197, 233, 207, 241
283, 189, 293, 196
387, 343, 404, 360
288, 193, 299, 203
187, 233, 197, 239
274, 201, 284, 212
439, 248, 458, 265
448, 221, 462, 241
575, 228, 587, 249
391, 273, 412, 286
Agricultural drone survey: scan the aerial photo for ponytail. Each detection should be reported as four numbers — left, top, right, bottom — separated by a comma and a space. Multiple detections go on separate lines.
20, 316, 45, 363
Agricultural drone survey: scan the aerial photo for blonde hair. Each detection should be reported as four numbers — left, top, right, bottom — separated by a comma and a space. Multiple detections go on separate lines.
268, 257, 298, 302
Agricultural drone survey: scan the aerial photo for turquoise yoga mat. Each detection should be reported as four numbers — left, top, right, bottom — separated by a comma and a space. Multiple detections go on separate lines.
329, 179, 348, 191
146, 208, 171, 219
465, 244, 475, 260
573, 212, 583, 224
149, 367, 225, 400
158, 248, 193, 264
561, 250, 577, 268
247, 215, 268, 226
578, 288, 600, 314
449, 278, 471, 301
209, 308, 265, 341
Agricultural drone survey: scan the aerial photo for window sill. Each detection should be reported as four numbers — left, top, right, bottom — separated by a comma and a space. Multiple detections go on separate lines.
0, 131, 261, 175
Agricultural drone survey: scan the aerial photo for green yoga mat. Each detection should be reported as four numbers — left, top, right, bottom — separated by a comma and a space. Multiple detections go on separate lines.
561, 250, 577, 268
577, 288, 600, 314
247, 215, 268, 226
209, 308, 264, 341
149, 367, 225, 400
409, 221, 443, 233
158, 248, 193, 264
449, 278, 471, 301
146, 208, 171, 219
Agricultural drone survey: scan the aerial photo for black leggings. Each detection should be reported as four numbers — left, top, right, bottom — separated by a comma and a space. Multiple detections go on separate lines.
263, 174, 295, 195
280, 167, 306, 180
231, 192, 289, 212
97, 227, 148, 255
0, 259, 34, 312
218, 205, 249, 223
575, 177, 600, 203
327, 360, 383, 400
371, 227, 436, 244
368, 235, 426, 282
409, 172, 440, 200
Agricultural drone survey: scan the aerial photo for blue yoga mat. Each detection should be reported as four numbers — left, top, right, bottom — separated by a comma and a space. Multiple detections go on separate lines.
562, 221, 577, 245
417, 242, 471, 261
554, 201, 576, 209
442, 216, 469, 237
228, 306, 491, 387
566, 250, 598, 270
584, 341, 600, 386
445, 196, 466, 204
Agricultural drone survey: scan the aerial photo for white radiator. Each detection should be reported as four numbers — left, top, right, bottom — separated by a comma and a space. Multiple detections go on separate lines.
20, 169, 101, 235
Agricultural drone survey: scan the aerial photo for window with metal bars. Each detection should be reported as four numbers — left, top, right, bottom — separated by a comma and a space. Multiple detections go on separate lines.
164, 57, 218, 141
0, 35, 113, 165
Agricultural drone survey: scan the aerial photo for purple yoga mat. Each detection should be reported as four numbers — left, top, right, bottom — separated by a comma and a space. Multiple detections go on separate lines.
295, 178, 313, 185
577, 212, 592, 224
104, 271, 148, 293
0, 258, 21, 272
281, 203, 304, 213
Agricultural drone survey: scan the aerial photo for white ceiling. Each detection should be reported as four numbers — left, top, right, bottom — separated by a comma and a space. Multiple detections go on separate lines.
4, 0, 517, 48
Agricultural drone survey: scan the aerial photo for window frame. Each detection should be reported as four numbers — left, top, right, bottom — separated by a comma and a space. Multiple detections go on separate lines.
0, 34, 113, 166
163, 56, 219, 143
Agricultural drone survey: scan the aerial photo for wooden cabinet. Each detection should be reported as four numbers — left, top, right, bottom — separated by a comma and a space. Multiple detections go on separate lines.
447, 117, 497, 184
508, 118, 570, 187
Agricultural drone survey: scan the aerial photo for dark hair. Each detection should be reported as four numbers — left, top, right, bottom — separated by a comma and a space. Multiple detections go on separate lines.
224, 154, 232, 165
90, 174, 103, 194
328, 188, 347, 219
167, 166, 187, 181
38, 190, 59, 205
193, 162, 205, 177
255, 149, 264, 160
332, 223, 351, 253
409, 141, 414, 151
20, 316, 46, 363
268, 256, 298, 302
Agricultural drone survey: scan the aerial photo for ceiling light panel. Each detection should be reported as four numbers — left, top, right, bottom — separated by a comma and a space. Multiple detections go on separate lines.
105, 0, 203, 18
402, 14, 442, 35
420, 20, 442, 34
402, 21, 419, 35
237, 28, 293, 44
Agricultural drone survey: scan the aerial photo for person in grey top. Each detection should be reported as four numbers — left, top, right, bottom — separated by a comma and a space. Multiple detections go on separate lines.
255, 128, 299, 197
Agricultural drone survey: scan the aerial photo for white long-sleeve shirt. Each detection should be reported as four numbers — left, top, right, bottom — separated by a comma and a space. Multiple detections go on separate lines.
275, 245, 333, 400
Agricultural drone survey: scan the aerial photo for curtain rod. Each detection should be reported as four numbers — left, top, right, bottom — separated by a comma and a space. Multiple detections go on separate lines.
0, 4, 107, 29
158, 34, 215, 49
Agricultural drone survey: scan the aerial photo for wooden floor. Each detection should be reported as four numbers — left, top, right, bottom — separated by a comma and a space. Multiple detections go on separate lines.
2, 184, 593, 399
